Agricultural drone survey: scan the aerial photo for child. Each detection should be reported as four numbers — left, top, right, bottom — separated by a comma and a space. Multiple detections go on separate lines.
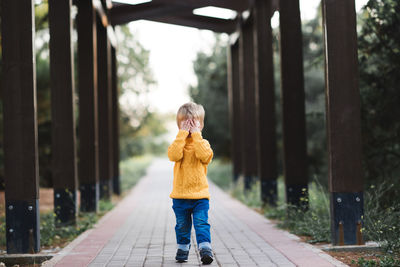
168, 102, 214, 264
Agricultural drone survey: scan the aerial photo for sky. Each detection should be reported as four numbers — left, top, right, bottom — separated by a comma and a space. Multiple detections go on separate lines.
122, 0, 369, 114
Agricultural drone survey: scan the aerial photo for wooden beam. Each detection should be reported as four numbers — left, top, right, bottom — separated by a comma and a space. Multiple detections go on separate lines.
145, 13, 237, 33
97, 17, 114, 200
110, 2, 238, 33
253, 0, 278, 206
110, 2, 190, 25
227, 41, 242, 182
77, 0, 100, 212
152, 0, 250, 12
279, 0, 308, 208
49, 0, 78, 226
1, 0, 40, 253
322, 0, 364, 245
111, 47, 121, 195
239, 16, 258, 189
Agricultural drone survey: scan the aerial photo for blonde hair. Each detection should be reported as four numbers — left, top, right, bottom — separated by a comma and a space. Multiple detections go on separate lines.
176, 102, 205, 129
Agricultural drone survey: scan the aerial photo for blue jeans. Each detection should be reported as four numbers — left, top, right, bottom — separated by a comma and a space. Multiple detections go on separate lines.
172, 198, 211, 251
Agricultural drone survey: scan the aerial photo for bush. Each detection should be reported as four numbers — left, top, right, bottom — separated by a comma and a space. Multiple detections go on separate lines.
120, 155, 153, 193
363, 183, 400, 253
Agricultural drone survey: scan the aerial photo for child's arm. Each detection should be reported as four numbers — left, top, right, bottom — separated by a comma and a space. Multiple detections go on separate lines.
167, 130, 189, 162
191, 132, 213, 164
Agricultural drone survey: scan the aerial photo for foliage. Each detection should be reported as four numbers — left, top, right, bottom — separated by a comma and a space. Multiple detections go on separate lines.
115, 25, 168, 160
358, 0, 400, 196
189, 36, 230, 158
363, 183, 400, 253
207, 160, 331, 243
352, 255, 400, 267
120, 155, 153, 193
301, 7, 328, 187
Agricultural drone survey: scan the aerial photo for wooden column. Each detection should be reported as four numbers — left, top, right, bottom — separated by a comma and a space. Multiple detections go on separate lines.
239, 15, 259, 189
111, 46, 121, 195
77, 0, 100, 212
1, 0, 40, 253
253, 0, 278, 206
322, 0, 364, 245
49, 0, 78, 226
279, 0, 308, 207
97, 18, 113, 199
227, 40, 242, 182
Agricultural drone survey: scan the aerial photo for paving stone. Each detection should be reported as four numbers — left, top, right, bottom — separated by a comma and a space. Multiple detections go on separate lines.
49, 159, 345, 267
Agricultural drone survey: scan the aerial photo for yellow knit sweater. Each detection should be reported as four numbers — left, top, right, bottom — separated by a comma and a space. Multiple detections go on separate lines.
168, 130, 213, 199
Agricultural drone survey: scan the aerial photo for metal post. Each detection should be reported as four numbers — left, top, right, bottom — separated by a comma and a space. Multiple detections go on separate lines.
238, 15, 259, 190
253, 0, 278, 206
322, 0, 364, 245
97, 18, 113, 200
1, 0, 40, 253
77, 0, 100, 212
111, 46, 121, 195
227, 40, 242, 182
279, 0, 308, 208
49, 0, 78, 226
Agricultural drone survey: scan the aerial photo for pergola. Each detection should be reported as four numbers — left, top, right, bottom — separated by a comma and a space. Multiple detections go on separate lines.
1, 0, 363, 254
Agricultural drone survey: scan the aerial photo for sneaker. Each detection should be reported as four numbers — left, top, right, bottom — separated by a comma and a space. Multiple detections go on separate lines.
175, 249, 189, 262
200, 247, 213, 265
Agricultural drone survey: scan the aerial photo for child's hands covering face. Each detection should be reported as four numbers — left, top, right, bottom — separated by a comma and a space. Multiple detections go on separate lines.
189, 119, 201, 133
180, 120, 191, 132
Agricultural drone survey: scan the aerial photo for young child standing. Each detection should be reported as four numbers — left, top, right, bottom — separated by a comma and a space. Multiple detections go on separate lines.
168, 102, 214, 264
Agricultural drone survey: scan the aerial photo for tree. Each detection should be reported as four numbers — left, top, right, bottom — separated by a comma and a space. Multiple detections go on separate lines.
115, 25, 168, 160
189, 36, 230, 158
358, 0, 400, 193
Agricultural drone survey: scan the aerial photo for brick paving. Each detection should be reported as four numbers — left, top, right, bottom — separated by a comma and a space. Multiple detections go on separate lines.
44, 158, 347, 267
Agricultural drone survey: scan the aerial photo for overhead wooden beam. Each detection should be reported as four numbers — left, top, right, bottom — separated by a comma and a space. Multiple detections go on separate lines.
144, 13, 237, 33
110, 2, 190, 25
152, 0, 249, 12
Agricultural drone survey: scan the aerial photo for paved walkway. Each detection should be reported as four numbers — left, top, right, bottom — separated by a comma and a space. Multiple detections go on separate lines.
44, 158, 347, 267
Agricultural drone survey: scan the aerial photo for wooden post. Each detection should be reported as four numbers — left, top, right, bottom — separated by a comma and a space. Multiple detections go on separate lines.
279, 0, 308, 208
253, 0, 278, 206
322, 0, 364, 245
1, 0, 40, 253
227, 40, 242, 182
238, 15, 259, 189
111, 46, 121, 195
77, 0, 100, 212
49, 0, 78, 226
97, 18, 113, 200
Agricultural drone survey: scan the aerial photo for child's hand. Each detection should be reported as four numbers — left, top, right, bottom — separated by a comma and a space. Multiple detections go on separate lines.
190, 119, 201, 133
180, 120, 191, 132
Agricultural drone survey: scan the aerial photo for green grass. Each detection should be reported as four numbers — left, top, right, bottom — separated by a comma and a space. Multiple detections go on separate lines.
120, 155, 153, 193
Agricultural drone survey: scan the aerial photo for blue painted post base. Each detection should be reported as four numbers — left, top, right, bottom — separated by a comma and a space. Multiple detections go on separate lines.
113, 175, 121, 195
54, 188, 77, 226
244, 175, 257, 191
261, 179, 277, 206
80, 182, 99, 212
286, 184, 308, 210
6, 199, 40, 253
330, 192, 364, 245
